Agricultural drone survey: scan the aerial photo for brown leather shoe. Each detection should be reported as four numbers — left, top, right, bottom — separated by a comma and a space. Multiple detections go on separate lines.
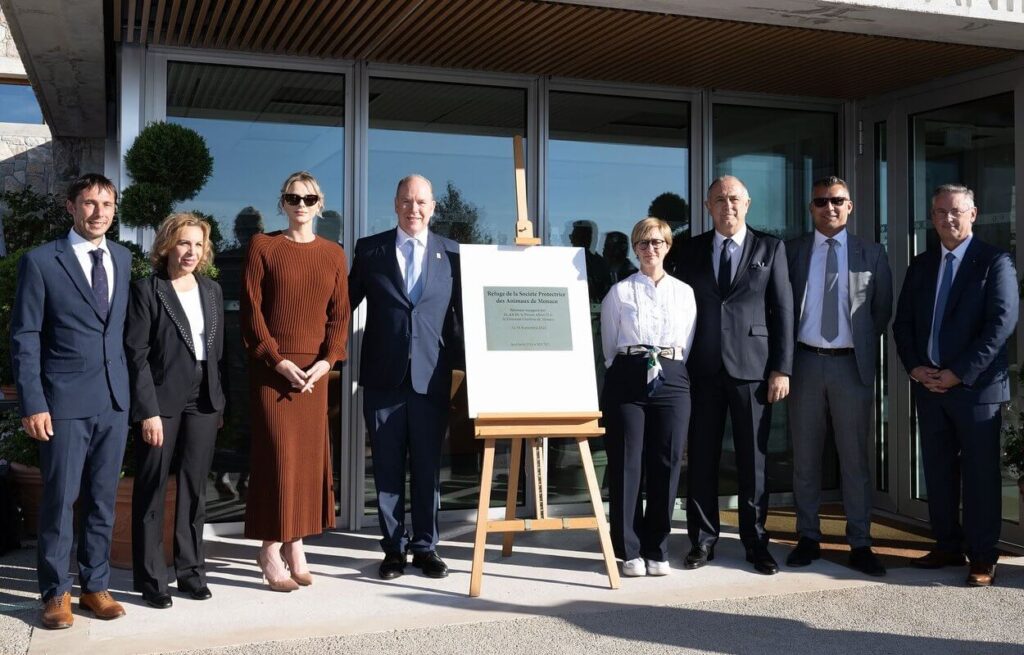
910, 550, 967, 569
966, 562, 996, 587
41, 592, 73, 630
79, 590, 126, 620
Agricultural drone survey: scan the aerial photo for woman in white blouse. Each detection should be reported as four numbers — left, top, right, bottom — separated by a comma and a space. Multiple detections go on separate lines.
600, 217, 697, 577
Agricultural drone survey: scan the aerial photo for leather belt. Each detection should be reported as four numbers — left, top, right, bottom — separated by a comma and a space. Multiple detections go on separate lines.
620, 345, 684, 360
798, 342, 854, 356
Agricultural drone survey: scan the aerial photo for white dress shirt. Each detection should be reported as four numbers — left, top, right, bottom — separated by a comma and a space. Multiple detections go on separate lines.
600, 272, 697, 367
395, 226, 429, 281
68, 228, 114, 302
177, 285, 207, 361
798, 228, 854, 348
711, 224, 747, 283
928, 235, 972, 365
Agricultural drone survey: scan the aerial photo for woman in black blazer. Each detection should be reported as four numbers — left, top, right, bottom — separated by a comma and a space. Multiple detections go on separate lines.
126, 212, 225, 609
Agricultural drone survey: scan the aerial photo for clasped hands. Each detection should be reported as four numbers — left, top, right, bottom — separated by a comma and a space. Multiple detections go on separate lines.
910, 366, 961, 393
275, 359, 330, 394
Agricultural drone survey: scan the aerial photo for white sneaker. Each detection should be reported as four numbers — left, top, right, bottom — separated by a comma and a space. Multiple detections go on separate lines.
622, 558, 646, 577
646, 559, 671, 576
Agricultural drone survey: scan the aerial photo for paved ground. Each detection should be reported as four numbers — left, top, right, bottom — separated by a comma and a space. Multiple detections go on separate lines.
1, 524, 1022, 655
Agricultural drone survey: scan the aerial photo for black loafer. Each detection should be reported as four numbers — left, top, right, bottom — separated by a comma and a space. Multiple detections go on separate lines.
785, 537, 821, 567
683, 545, 714, 570
141, 590, 173, 609
178, 580, 213, 600
411, 551, 449, 579
379, 551, 407, 580
746, 547, 779, 575
848, 547, 886, 577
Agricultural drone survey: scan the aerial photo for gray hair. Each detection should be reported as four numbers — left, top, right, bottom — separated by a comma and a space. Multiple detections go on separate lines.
931, 184, 975, 207
395, 174, 434, 199
707, 175, 748, 197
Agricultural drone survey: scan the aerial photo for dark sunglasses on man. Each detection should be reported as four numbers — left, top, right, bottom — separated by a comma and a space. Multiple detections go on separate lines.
811, 197, 849, 208
281, 193, 320, 207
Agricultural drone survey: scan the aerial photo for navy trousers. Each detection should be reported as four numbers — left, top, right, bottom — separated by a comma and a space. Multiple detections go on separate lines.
37, 404, 129, 600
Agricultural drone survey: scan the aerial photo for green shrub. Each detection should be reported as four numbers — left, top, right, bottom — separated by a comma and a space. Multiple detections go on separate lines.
0, 409, 38, 468
118, 182, 174, 230
0, 188, 71, 252
124, 122, 213, 203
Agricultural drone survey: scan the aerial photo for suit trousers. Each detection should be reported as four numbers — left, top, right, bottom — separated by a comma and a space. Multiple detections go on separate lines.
602, 355, 690, 562
913, 385, 1002, 565
686, 369, 772, 551
363, 375, 447, 554
789, 348, 874, 548
132, 362, 219, 594
37, 402, 129, 600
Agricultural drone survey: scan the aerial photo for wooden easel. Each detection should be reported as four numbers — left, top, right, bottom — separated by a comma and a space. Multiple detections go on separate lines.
467, 136, 619, 597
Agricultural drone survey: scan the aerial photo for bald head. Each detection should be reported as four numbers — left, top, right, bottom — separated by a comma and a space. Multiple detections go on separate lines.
705, 175, 751, 237
395, 174, 434, 200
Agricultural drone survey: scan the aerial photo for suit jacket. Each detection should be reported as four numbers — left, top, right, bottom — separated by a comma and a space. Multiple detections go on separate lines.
125, 272, 226, 423
786, 231, 893, 386
10, 237, 132, 419
677, 227, 794, 381
348, 228, 463, 399
893, 236, 1018, 404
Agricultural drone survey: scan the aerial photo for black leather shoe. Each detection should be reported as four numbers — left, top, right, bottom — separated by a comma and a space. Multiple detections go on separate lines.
848, 547, 886, 577
379, 551, 407, 580
683, 545, 714, 570
785, 537, 821, 567
911, 550, 966, 569
411, 551, 449, 579
746, 547, 779, 575
178, 580, 212, 600
141, 590, 173, 609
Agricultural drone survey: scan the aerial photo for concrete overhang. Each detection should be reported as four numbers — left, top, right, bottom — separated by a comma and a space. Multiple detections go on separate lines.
554, 0, 1024, 50
0, 0, 106, 138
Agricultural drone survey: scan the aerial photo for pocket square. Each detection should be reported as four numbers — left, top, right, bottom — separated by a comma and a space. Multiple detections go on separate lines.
749, 261, 767, 269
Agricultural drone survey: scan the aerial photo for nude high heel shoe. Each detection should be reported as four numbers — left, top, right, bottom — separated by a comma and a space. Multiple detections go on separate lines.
257, 549, 299, 592
282, 541, 314, 586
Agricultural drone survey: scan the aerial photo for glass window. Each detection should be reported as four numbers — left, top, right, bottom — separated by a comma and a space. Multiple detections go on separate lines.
547, 91, 690, 503
875, 122, 889, 494
166, 61, 346, 522
365, 77, 528, 515
0, 82, 44, 124
711, 103, 840, 497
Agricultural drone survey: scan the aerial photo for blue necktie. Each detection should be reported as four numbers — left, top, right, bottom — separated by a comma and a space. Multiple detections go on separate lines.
820, 238, 839, 342
404, 239, 423, 304
90, 249, 109, 319
930, 252, 956, 365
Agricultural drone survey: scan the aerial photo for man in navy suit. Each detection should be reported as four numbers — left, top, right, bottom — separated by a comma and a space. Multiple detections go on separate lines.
893, 183, 1017, 587
11, 174, 132, 628
349, 174, 463, 580
676, 175, 794, 575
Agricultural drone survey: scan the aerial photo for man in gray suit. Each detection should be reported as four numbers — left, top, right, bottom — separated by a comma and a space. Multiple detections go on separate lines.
785, 176, 892, 576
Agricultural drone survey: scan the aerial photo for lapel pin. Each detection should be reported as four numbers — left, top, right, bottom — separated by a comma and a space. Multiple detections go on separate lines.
436, 252, 441, 259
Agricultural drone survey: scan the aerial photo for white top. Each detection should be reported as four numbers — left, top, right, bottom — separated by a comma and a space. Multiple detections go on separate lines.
176, 286, 207, 361
68, 229, 114, 302
600, 272, 697, 368
395, 226, 429, 280
711, 224, 747, 283
798, 228, 854, 348
928, 234, 973, 365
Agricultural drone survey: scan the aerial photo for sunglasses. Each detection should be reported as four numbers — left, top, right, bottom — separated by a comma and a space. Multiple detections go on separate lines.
811, 197, 849, 208
281, 193, 320, 207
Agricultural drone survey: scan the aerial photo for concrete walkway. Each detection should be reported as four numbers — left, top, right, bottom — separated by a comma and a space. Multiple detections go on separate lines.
1, 524, 1022, 655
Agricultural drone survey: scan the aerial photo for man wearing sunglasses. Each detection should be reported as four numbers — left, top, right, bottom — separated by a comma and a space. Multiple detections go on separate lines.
349, 174, 463, 581
785, 176, 892, 577
676, 175, 793, 575
894, 184, 1017, 587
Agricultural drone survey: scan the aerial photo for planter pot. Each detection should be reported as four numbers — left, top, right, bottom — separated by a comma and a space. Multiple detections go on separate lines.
110, 477, 176, 570
9, 462, 41, 537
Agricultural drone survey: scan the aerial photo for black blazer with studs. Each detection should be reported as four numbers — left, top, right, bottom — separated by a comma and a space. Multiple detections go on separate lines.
125, 271, 226, 423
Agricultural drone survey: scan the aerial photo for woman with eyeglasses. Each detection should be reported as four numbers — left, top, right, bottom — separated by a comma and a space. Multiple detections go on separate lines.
600, 217, 697, 578
241, 171, 350, 591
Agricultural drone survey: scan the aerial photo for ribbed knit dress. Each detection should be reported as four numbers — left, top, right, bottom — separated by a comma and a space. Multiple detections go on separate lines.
240, 232, 350, 542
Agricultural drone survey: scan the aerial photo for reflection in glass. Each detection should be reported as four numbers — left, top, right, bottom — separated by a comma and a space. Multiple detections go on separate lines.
365, 78, 527, 514
166, 62, 345, 523
875, 122, 889, 494
711, 103, 839, 497
0, 83, 44, 124
548, 91, 690, 503
909, 93, 1016, 521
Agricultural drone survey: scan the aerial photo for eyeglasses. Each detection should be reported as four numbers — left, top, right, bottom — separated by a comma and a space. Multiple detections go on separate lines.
932, 208, 973, 219
281, 193, 320, 207
635, 239, 667, 251
811, 197, 849, 208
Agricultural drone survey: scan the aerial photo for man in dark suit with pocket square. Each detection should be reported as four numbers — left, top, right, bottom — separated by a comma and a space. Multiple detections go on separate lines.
893, 183, 1017, 587
676, 175, 794, 575
349, 174, 463, 581
11, 174, 132, 628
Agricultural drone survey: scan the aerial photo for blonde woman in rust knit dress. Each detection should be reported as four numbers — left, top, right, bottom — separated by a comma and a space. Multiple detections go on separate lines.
241, 171, 350, 592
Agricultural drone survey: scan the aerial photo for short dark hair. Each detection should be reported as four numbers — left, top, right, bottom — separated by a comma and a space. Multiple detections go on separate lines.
812, 176, 849, 193
66, 173, 118, 204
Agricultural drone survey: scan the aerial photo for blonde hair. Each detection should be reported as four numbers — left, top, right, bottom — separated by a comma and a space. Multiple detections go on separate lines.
279, 170, 324, 215
630, 217, 673, 249
150, 212, 214, 273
